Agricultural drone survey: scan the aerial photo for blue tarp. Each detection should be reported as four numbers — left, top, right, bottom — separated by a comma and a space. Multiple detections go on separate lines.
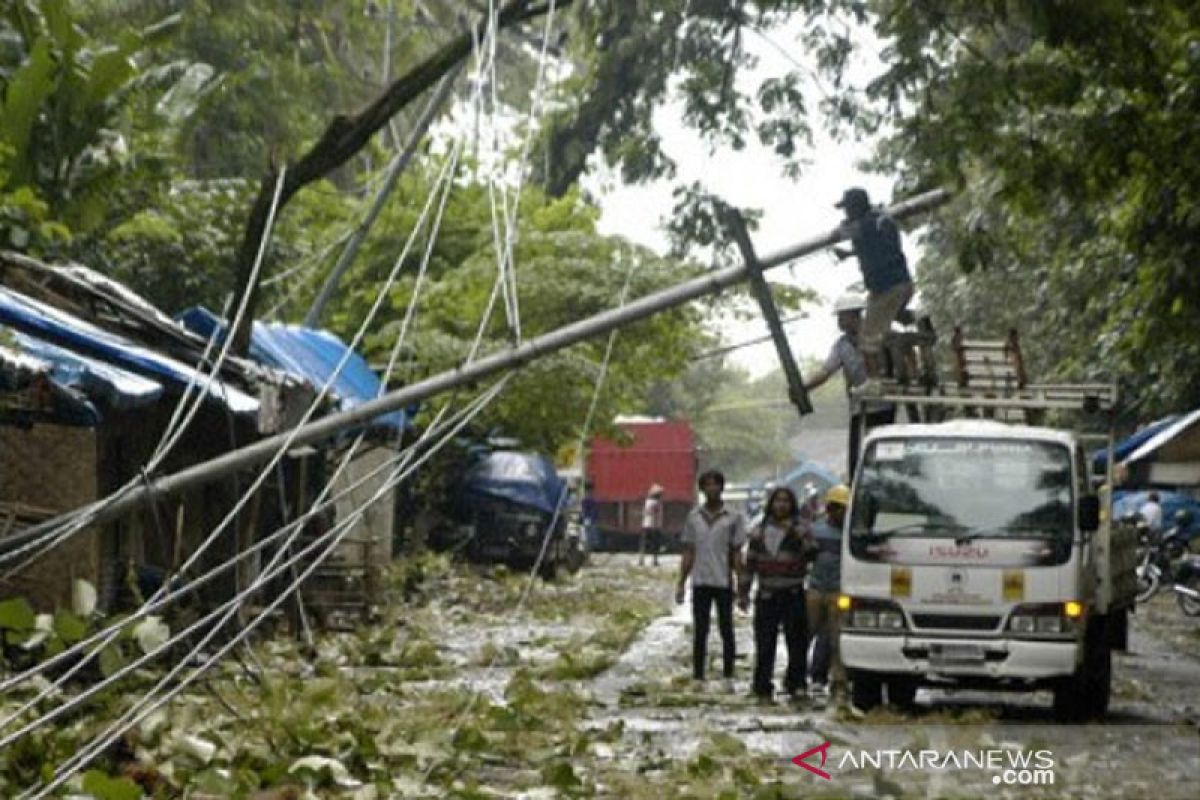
1092, 415, 1179, 471
6, 328, 164, 412
779, 459, 841, 493
178, 307, 407, 434
1112, 490, 1200, 540
0, 288, 257, 416
0, 338, 99, 425
463, 451, 568, 516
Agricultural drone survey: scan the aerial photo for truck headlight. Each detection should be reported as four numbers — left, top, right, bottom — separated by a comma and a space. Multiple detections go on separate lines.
843, 597, 907, 631
524, 522, 541, 538
1007, 603, 1076, 637
851, 610, 879, 628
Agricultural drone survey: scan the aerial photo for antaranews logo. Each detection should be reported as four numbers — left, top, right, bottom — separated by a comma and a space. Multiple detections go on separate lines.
791, 742, 832, 780
792, 742, 1056, 786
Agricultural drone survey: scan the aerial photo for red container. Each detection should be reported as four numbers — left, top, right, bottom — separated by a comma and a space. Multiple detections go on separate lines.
586, 419, 696, 542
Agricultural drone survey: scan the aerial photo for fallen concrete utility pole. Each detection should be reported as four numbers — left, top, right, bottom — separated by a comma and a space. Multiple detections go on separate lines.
10, 188, 950, 547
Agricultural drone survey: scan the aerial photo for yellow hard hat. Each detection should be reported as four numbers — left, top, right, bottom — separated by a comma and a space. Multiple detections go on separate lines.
825, 484, 850, 507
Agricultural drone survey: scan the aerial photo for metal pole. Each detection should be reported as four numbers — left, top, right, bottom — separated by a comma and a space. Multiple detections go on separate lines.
303, 65, 462, 328
11, 188, 950, 546
723, 208, 812, 415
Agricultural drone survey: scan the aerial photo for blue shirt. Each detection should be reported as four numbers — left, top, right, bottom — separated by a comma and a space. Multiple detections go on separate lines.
808, 517, 843, 592
851, 211, 910, 293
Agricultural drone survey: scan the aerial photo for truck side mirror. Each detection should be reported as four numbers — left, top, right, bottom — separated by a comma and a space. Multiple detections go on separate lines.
1078, 495, 1100, 533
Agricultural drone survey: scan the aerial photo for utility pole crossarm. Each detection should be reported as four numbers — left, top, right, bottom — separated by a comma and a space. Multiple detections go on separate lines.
722, 208, 812, 416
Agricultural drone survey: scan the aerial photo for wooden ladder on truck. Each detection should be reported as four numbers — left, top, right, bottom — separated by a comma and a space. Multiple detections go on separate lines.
949, 327, 1031, 423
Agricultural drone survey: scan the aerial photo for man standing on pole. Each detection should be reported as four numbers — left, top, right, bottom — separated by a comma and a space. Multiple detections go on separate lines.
832, 187, 914, 378
676, 470, 747, 690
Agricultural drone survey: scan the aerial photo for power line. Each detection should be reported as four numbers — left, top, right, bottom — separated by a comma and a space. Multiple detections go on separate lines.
23, 381, 510, 797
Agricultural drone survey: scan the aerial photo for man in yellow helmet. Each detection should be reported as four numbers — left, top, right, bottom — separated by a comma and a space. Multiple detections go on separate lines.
806, 484, 849, 700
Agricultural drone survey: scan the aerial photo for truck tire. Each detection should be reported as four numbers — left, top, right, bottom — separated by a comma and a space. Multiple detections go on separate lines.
539, 557, 559, 581
886, 676, 919, 710
1108, 608, 1130, 651
1053, 619, 1111, 722
850, 669, 883, 711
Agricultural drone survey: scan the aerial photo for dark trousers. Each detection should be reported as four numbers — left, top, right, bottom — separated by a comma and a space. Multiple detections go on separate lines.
692, 586, 735, 680
848, 407, 897, 478
639, 527, 663, 562
752, 588, 808, 697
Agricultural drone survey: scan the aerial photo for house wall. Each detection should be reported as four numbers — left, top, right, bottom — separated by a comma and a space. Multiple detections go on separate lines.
331, 446, 396, 598
0, 423, 101, 610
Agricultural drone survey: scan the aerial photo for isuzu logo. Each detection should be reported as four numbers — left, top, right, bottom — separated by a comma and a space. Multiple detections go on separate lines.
948, 569, 967, 587
929, 544, 990, 559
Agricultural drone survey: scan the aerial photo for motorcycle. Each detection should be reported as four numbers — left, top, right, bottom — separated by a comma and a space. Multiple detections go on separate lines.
1135, 510, 1200, 616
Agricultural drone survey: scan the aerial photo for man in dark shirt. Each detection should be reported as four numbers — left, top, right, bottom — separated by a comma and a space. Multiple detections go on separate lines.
833, 187, 914, 377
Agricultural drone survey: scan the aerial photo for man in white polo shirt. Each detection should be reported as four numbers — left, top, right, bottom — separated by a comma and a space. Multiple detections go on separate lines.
676, 469, 747, 686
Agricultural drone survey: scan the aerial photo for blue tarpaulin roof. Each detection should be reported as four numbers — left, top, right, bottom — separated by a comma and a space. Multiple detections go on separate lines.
178, 307, 408, 433
1093, 415, 1180, 471
0, 288, 257, 417
463, 451, 568, 515
0, 327, 164, 426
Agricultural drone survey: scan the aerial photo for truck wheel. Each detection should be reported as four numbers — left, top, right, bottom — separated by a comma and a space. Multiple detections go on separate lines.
850, 670, 883, 711
1053, 620, 1111, 722
539, 557, 559, 581
886, 676, 918, 710
1108, 608, 1130, 651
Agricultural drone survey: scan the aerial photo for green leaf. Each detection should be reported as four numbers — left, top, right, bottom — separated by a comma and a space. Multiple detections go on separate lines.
451, 725, 488, 753
52, 610, 87, 644
97, 644, 125, 678
541, 760, 581, 790
80, 770, 141, 800
0, 597, 36, 631
0, 38, 56, 183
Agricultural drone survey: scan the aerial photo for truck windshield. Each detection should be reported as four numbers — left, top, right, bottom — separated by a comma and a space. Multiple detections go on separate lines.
850, 437, 1074, 542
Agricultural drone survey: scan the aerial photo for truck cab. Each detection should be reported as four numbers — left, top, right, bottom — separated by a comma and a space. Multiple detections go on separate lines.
839, 410, 1135, 721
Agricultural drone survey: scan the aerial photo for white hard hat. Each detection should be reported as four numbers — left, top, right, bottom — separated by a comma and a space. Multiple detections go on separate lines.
832, 292, 866, 314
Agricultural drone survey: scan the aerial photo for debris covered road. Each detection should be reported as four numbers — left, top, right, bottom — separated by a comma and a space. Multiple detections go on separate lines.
10, 553, 1197, 798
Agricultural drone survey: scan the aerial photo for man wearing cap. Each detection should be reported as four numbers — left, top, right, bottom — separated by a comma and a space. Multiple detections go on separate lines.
832, 187, 913, 378
807, 484, 849, 699
639, 483, 665, 566
803, 290, 896, 477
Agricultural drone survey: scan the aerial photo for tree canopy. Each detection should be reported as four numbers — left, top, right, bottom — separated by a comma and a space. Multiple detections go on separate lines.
848, 0, 1200, 416
2, 0, 1197, 447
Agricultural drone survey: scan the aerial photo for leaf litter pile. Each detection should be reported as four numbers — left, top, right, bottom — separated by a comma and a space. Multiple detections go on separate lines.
0, 554, 814, 798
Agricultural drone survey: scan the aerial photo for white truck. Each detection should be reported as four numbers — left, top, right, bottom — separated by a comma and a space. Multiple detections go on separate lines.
838, 383, 1138, 721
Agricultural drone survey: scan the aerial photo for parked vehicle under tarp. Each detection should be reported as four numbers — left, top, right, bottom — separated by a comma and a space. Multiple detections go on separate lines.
446, 451, 576, 577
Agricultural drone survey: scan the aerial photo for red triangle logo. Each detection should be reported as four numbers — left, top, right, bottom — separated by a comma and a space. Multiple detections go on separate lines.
792, 741, 832, 780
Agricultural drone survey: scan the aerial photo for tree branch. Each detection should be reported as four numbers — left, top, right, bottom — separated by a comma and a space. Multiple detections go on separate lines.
228, 0, 573, 354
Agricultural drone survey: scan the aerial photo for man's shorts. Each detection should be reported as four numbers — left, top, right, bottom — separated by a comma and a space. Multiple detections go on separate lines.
861, 280, 914, 353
